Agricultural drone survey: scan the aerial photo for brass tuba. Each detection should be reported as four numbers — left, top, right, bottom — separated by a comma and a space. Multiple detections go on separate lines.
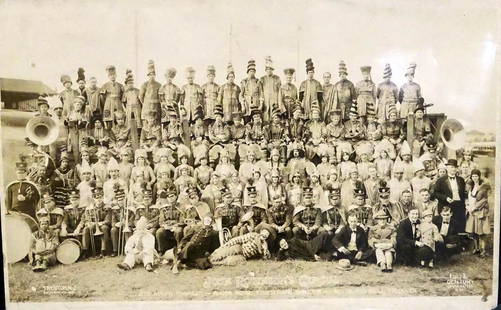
25, 116, 59, 146
440, 118, 466, 151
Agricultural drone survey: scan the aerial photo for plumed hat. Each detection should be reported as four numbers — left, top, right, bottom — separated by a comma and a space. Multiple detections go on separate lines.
405, 62, 417, 77
247, 59, 256, 73
76, 67, 86, 83
265, 56, 274, 70
305, 58, 315, 73
383, 63, 392, 79
124, 69, 134, 84
193, 104, 204, 121
349, 101, 358, 116
226, 62, 235, 78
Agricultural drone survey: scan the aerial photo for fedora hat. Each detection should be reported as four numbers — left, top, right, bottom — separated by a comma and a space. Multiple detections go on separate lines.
336, 259, 354, 271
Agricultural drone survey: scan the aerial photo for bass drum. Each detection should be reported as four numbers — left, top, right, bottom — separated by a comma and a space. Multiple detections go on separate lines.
5, 212, 38, 263
56, 238, 82, 264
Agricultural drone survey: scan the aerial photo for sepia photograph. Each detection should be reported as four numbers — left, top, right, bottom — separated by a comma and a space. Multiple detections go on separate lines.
0, 0, 499, 309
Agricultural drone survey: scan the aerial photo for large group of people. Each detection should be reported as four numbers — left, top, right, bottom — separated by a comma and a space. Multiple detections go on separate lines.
5, 57, 492, 274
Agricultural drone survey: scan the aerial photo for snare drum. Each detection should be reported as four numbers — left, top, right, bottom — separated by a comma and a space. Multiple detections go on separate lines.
56, 238, 82, 264
5, 212, 38, 263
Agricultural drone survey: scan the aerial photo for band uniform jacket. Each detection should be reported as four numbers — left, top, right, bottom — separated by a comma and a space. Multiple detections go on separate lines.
344, 119, 366, 142
159, 204, 184, 227
201, 82, 220, 120
177, 225, 218, 263
122, 87, 142, 127
293, 205, 322, 228
433, 175, 467, 208
158, 82, 181, 123
333, 79, 357, 120
333, 225, 369, 253
6, 180, 40, 219
240, 77, 263, 118
260, 74, 282, 122
63, 207, 83, 233
218, 82, 241, 122
100, 81, 125, 122
345, 205, 374, 228
355, 79, 376, 117
281, 82, 298, 118
180, 83, 203, 123
139, 80, 162, 120
398, 81, 422, 119
376, 81, 398, 121
60, 88, 79, 117
214, 203, 244, 229
299, 78, 322, 119
267, 203, 293, 227
322, 205, 346, 230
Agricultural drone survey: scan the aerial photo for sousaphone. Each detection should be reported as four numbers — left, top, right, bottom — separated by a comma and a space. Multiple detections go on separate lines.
440, 118, 466, 151
25, 115, 59, 146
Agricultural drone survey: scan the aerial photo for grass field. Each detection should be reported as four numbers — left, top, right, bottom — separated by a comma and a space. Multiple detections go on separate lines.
1, 109, 496, 302
6, 252, 494, 302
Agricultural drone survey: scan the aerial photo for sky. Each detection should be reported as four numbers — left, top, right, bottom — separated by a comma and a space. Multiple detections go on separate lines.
0, 0, 498, 132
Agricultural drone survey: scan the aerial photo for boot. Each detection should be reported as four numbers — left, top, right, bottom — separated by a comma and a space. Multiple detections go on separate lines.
145, 263, 153, 272
117, 263, 131, 271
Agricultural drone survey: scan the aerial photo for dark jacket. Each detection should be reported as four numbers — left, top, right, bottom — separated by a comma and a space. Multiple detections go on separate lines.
332, 225, 369, 252
396, 218, 419, 249
432, 215, 459, 244
433, 175, 466, 208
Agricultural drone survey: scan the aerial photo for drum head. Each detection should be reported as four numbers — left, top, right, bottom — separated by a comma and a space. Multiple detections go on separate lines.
5, 214, 35, 263
56, 238, 81, 264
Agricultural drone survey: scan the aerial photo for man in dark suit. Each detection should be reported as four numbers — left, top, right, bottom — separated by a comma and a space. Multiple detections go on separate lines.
432, 206, 460, 261
333, 212, 373, 265
432, 159, 467, 232
396, 208, 433, 266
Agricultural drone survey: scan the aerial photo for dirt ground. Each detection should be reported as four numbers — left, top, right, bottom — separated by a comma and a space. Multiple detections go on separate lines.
1, 110, 496, 302
6, 251, 493, 302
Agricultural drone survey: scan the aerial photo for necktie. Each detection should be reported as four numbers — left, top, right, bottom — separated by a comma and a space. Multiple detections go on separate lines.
443, 221, 449, 225
412, 222, 417, 239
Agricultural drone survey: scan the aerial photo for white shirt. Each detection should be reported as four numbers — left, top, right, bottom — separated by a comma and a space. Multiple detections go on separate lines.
347, 231, 357, 251
449, 176, 460, 201
440, 220, 450, 236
